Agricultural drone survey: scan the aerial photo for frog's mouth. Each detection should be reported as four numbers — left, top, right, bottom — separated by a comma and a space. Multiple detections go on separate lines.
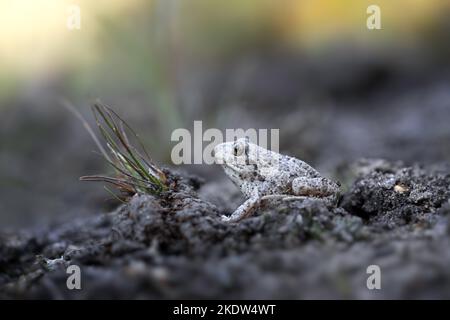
222, 161, 242, 173
218, 157, 240, 172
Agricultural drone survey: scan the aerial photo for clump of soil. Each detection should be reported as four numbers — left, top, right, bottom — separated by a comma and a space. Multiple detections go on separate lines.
1, 159, 450, 299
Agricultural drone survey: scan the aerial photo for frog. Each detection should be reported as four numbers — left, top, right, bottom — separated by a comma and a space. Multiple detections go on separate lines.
214, 138, 340, 222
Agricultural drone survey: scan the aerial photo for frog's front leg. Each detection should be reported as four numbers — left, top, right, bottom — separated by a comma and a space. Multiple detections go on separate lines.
292, 177, 339, 197
221, 195, 260, 223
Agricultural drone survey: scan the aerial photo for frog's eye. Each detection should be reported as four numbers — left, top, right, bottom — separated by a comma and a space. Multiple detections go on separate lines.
233, 142, 244, 156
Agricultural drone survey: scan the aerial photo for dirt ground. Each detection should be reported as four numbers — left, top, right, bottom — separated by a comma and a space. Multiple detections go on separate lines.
1, 158, 450, 299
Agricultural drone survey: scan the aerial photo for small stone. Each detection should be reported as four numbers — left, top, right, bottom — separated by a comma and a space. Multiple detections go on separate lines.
394, 184, 408, 194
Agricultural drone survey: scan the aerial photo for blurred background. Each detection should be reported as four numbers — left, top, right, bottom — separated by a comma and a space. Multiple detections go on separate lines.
1, 0, 450, 228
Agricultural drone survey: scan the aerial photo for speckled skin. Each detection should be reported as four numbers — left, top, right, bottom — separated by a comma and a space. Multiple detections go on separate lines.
214, 138, 340, 222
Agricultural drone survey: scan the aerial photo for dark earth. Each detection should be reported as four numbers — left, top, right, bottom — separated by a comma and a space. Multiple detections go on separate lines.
1, 159, 450, 299
2, 47, 450, 299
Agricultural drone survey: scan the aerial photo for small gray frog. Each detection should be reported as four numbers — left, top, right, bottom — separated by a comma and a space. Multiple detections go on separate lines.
214, 138, 340, 222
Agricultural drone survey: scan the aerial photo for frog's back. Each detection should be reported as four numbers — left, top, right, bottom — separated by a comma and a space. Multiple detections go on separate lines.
279, 154, 322, 178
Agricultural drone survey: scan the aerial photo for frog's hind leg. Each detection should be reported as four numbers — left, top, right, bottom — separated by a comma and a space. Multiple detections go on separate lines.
221, 196, 260, 223
292, 177, 338, 197
261, 195, 308, 202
